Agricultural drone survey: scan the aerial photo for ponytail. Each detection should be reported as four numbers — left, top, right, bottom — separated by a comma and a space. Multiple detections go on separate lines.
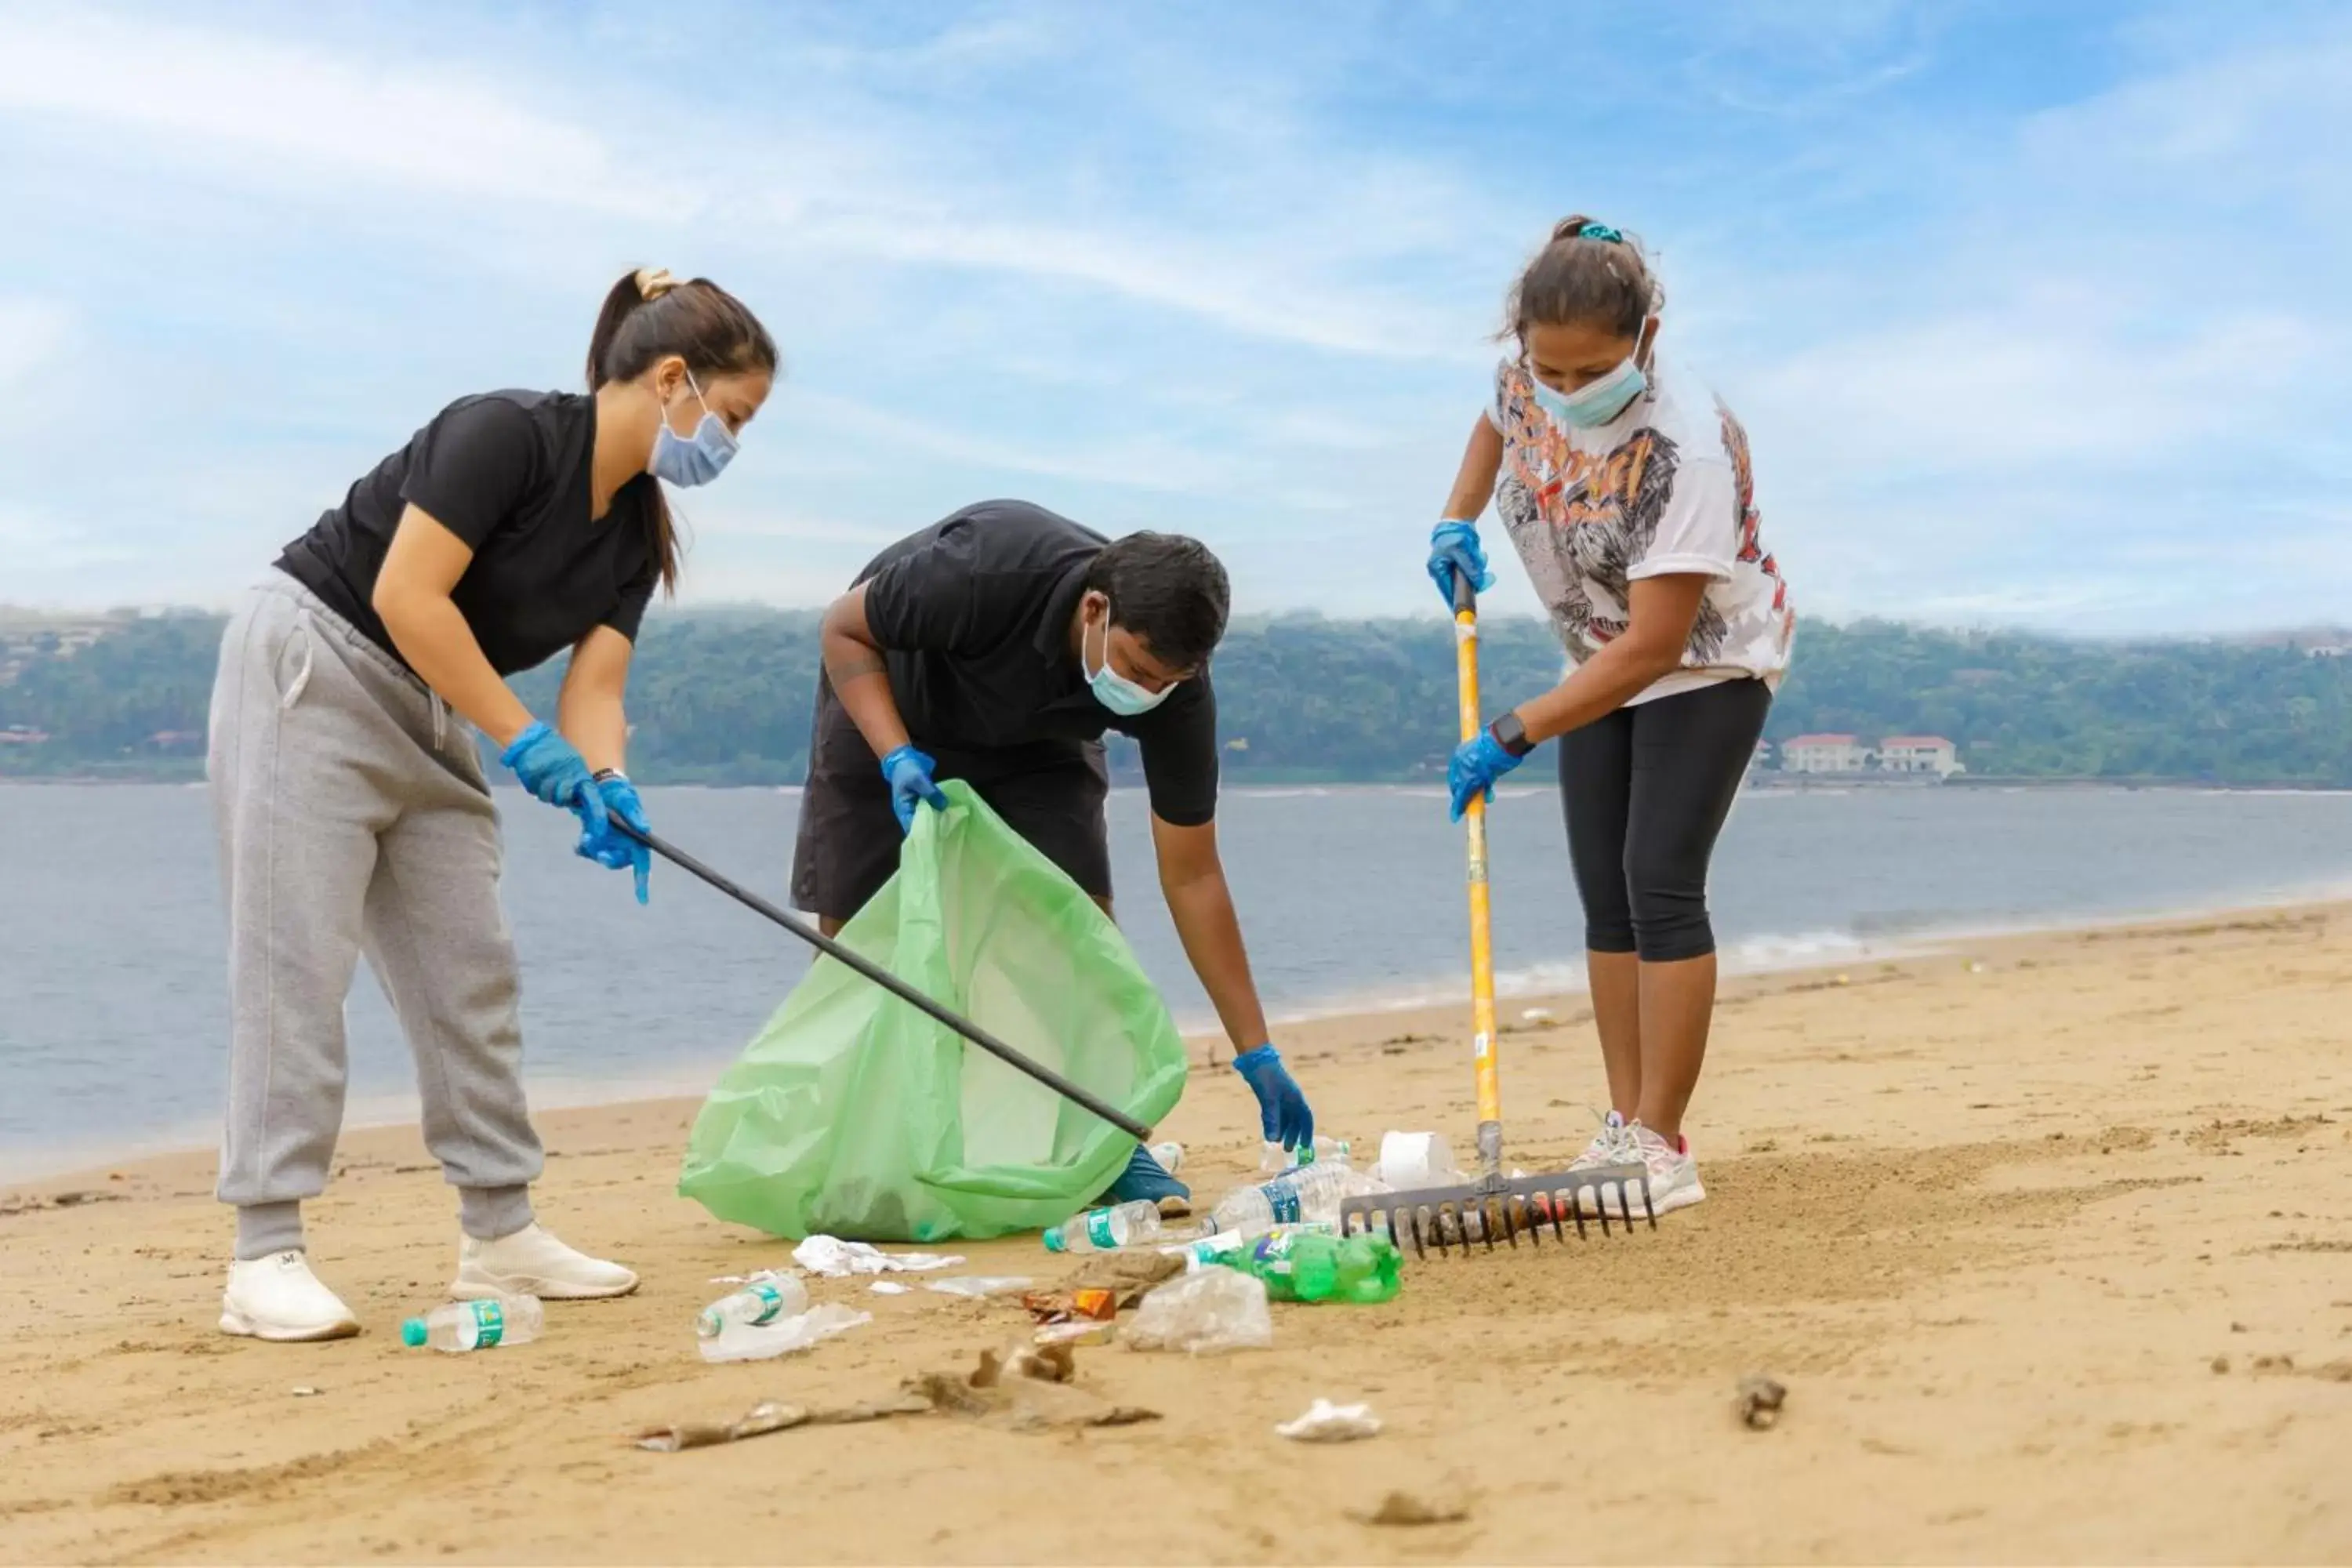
1500, 214, 1664, 343
586, 267, 779, 596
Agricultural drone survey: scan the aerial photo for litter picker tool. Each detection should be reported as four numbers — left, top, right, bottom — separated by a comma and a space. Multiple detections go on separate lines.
1339, 574, 1654, 1256
614, 820, 1154, 1144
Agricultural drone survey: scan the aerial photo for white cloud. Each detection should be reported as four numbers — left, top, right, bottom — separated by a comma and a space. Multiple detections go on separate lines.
0, 298, 73, 390
1746, 307, 2318, 477
795, 211, 1481, 364
0, 12, 666, 216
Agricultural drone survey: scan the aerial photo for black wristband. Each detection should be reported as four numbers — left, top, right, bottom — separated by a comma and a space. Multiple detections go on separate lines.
592, 768, 623, 783
1489, 713, 1534, 757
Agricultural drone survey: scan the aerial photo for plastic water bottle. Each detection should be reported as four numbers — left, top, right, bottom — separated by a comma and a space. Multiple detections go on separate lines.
1258, 1136, 1352, 1174
1207, 1162, 1384, 1238
1148, 1141, 1185, 1174
697, 1275, 811, 1339
1170, 1221, 1334, 1271
1043, 1200, 1163, 1253
401, 1294, 543, 1352
1225, 1232, 1402, 1304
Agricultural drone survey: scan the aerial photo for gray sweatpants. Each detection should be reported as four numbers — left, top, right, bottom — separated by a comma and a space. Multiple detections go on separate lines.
209, 572, 540, 1260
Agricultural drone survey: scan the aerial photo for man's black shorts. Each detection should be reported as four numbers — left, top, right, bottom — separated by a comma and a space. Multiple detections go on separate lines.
790, 695, 1111, 920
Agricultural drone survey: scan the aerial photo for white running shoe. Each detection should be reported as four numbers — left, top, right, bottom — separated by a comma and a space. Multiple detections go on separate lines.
1622, 1121, 1705, 1217
452, 1222, 638, 1301
1569, 1109, 1636, 1171
220, 1250, 361, 1341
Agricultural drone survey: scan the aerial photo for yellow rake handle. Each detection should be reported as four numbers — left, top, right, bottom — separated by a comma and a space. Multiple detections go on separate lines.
1451, 576, 1504, 1181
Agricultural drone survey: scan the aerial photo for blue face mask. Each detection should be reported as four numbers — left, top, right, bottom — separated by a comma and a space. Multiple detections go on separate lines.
1530, 356, 1647, 429
1083, 600, 1174, 717
650, 369, 739, 487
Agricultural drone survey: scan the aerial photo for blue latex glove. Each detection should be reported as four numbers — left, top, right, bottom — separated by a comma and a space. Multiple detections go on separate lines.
1232, 1044, 1314, 1151
575, 774, 653, 905
878, 743, 949, 833
1427, 519, 1494, 610
1447, 728, 1525, 822
501, 721, 606, 835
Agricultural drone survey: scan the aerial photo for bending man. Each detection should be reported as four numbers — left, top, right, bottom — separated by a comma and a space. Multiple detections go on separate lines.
797, 499, 1313, 1204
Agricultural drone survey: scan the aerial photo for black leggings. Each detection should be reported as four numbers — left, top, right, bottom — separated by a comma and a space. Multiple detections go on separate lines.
1558, 678, 1771, 964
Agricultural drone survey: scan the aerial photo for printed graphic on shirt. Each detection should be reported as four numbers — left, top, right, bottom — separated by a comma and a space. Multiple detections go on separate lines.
1488, 358, 1793, 702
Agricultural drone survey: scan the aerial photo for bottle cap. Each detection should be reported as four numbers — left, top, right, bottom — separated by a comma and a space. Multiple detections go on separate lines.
1042, 1228, 1066, 1254
401, 1318, 427, 1347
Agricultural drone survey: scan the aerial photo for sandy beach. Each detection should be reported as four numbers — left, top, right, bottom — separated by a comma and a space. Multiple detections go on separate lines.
4, 904, 2350, 1564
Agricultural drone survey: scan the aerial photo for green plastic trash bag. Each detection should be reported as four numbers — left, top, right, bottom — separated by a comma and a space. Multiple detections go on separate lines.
678, 781, 1187, 1242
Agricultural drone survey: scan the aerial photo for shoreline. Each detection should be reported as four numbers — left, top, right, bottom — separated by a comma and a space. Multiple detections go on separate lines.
9, 891, 2347, 1196
5, 887, 2348, 1560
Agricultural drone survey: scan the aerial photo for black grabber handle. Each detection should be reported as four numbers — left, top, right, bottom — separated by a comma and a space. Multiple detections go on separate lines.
613, 820, 1153, 1143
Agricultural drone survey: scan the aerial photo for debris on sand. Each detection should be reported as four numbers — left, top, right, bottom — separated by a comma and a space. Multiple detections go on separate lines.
1127, 1269, 1272, 1355
792, 1236, 963, 1278
1737, 1374, 1788, 1430
2210, 1356, 2230, 1374
1349, 1490, 1469, 1527
1276, 1399, 1381, 1443
1061, 1248, 1184, 1304
907, 1340, 1159, 1432
637, 1341, 1157, 1452
924, 1276, 1033, 1299
633, 1394, 929, 1451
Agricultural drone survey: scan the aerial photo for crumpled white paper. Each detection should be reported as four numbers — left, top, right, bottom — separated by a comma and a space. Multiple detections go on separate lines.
1276, 1398, 1382, 1443
792, 1235, 965, 1278
697, 1302, 872, 1364
924, 1276, 1034, 1299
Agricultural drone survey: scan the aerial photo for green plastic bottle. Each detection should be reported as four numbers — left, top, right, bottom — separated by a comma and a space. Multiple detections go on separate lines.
1227, 1232, 1400, 1304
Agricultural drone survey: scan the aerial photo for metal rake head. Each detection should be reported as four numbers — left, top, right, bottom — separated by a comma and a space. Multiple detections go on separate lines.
1338, 1162, 1656, 1258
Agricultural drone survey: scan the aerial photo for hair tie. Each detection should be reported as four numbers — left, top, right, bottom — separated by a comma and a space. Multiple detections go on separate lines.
633, 267, 679, 300
1575, 222, 1623, 244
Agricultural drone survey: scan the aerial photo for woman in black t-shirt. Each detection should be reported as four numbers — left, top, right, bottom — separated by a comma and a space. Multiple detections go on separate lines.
209, 270, 775, 1342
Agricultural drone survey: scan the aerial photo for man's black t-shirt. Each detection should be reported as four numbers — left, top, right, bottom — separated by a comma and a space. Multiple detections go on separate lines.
848, 499, 1220, 827
277, 390, 659, 677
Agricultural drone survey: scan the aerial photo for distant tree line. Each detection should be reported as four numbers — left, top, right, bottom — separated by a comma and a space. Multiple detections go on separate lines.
8, 609, 2352, 787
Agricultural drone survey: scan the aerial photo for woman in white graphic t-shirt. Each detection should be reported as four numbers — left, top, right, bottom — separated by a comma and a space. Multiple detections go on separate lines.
1425, 215, 1795, 1218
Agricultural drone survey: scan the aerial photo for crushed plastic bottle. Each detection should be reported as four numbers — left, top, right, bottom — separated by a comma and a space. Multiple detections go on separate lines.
1207, 1161, 1386, 1239
1257, 1136, 1352, 1174
698, 1301, 869, 1364
697, 1275, 811, 1339
401, 1294, 543, 1352
1223, 1232, 1401, 1304
1043, 1199, 1163, 1254
1127, 1265, 1273, 1355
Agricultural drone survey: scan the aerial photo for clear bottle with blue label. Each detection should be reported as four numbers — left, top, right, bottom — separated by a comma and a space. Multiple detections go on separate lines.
401, 1294, 544, 1352
1207, 1161, 1381, 1238
1257, 1136, 1352, 1174
1042, 1199, 1163, 1253
698, 1275, 811, 1339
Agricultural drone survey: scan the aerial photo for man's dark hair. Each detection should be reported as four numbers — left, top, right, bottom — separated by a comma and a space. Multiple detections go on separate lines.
1083, 532, 1230, 671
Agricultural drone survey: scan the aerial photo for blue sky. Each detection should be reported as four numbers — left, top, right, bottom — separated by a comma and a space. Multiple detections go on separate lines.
2, 0, 2347, 633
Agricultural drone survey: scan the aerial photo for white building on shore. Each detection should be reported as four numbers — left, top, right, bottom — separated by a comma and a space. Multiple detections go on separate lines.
1878, 735, 1963, 777
1781, 734, 1870, 774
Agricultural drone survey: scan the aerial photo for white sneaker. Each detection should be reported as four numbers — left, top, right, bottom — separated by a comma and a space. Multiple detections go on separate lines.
452, 1222, 638, 1301
220, 1250, 361, 1342
1621, 1122, 1705, 1217
1569, 1109, 1636, 1171
1566, 1111, 1644, 1217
